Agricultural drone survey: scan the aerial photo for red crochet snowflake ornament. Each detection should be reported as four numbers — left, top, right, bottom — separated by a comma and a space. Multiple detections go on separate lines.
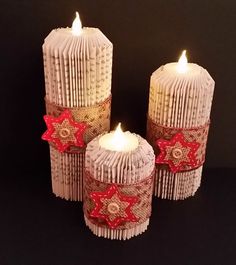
156, 132, 200, 173
42, 110, 87, 152
89, 184, 139, 229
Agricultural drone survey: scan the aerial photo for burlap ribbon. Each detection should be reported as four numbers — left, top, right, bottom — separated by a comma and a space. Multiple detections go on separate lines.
146, 116, 210, 172
83, 171, 154, 230
45, 96, 111, 153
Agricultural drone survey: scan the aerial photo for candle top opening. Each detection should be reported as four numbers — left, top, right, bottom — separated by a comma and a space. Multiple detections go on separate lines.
72, 11, 82, 36
99, 123, 139, 152
162, 50, 202, 76
163, 62, 201, 76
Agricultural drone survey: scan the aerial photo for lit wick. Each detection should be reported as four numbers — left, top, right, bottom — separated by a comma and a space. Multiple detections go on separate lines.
177, 50, 188, 73
72, 11, 82, 36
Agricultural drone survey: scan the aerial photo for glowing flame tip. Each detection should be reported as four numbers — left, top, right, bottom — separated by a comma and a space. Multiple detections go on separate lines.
111, 123, 126, 151
177, 50, 188, 73
72, 11, 82, 36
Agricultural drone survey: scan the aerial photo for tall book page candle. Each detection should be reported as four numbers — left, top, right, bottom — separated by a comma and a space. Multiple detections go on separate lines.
42, 12, 113, 201
83, 124, 155, 240
147, 51, 215, 200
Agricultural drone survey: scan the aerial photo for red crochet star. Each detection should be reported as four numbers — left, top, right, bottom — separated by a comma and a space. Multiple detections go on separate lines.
90, 185, 139, 229
42, 110, 87, 152
156, 132, 200, 173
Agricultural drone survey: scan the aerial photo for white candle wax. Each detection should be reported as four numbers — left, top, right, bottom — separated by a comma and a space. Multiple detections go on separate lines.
164, 62, 202, 76
99, 123, 139, 152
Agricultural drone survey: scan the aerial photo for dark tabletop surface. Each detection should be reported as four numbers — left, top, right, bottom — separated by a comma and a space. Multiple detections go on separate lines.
0, 168, 235, 265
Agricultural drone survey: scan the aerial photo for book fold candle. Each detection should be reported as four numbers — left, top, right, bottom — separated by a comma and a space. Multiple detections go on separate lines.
147, 51, 215, 200
83, 125, 155, 240
42, 12, 113, 201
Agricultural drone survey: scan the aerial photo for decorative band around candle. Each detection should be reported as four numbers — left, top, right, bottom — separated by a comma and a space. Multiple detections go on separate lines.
83, 171, 154, 230
146, 116, 210, 173
42, 95, 111, 153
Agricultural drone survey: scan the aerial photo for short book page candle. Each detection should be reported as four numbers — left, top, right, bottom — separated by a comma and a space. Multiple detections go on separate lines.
42, 12, 113, 201
147, 50, 215, 200
84, 124, 155, 240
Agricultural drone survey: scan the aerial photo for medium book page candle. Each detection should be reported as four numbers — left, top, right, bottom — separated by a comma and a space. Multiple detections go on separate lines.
147, 51, 215, 200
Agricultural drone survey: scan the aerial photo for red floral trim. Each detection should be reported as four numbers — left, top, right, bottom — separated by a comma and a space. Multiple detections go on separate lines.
42, 109, 87, 152
83, 171, 154, 230
146, 117, 210, 173
156, 132, 200, 173
90, 185, 139, 229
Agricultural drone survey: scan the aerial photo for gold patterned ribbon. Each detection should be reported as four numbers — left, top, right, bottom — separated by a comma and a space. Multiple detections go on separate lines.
83, 171, 154, 230
146, 116, 210, 172
45, 96, 111, 153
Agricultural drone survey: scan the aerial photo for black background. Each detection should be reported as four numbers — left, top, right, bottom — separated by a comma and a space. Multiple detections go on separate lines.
0, 1, 236, 264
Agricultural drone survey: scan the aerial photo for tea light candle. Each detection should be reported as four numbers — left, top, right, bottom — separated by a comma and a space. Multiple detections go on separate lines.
83, 124, 155, 240
147, 50, 215, 200
99, 123, 139, 152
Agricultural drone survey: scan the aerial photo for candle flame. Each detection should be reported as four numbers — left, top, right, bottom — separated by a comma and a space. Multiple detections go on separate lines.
177, 50, 188, 73
72, 11, 82, 36
99, 123, 139, 152
111, 123, 126, 151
